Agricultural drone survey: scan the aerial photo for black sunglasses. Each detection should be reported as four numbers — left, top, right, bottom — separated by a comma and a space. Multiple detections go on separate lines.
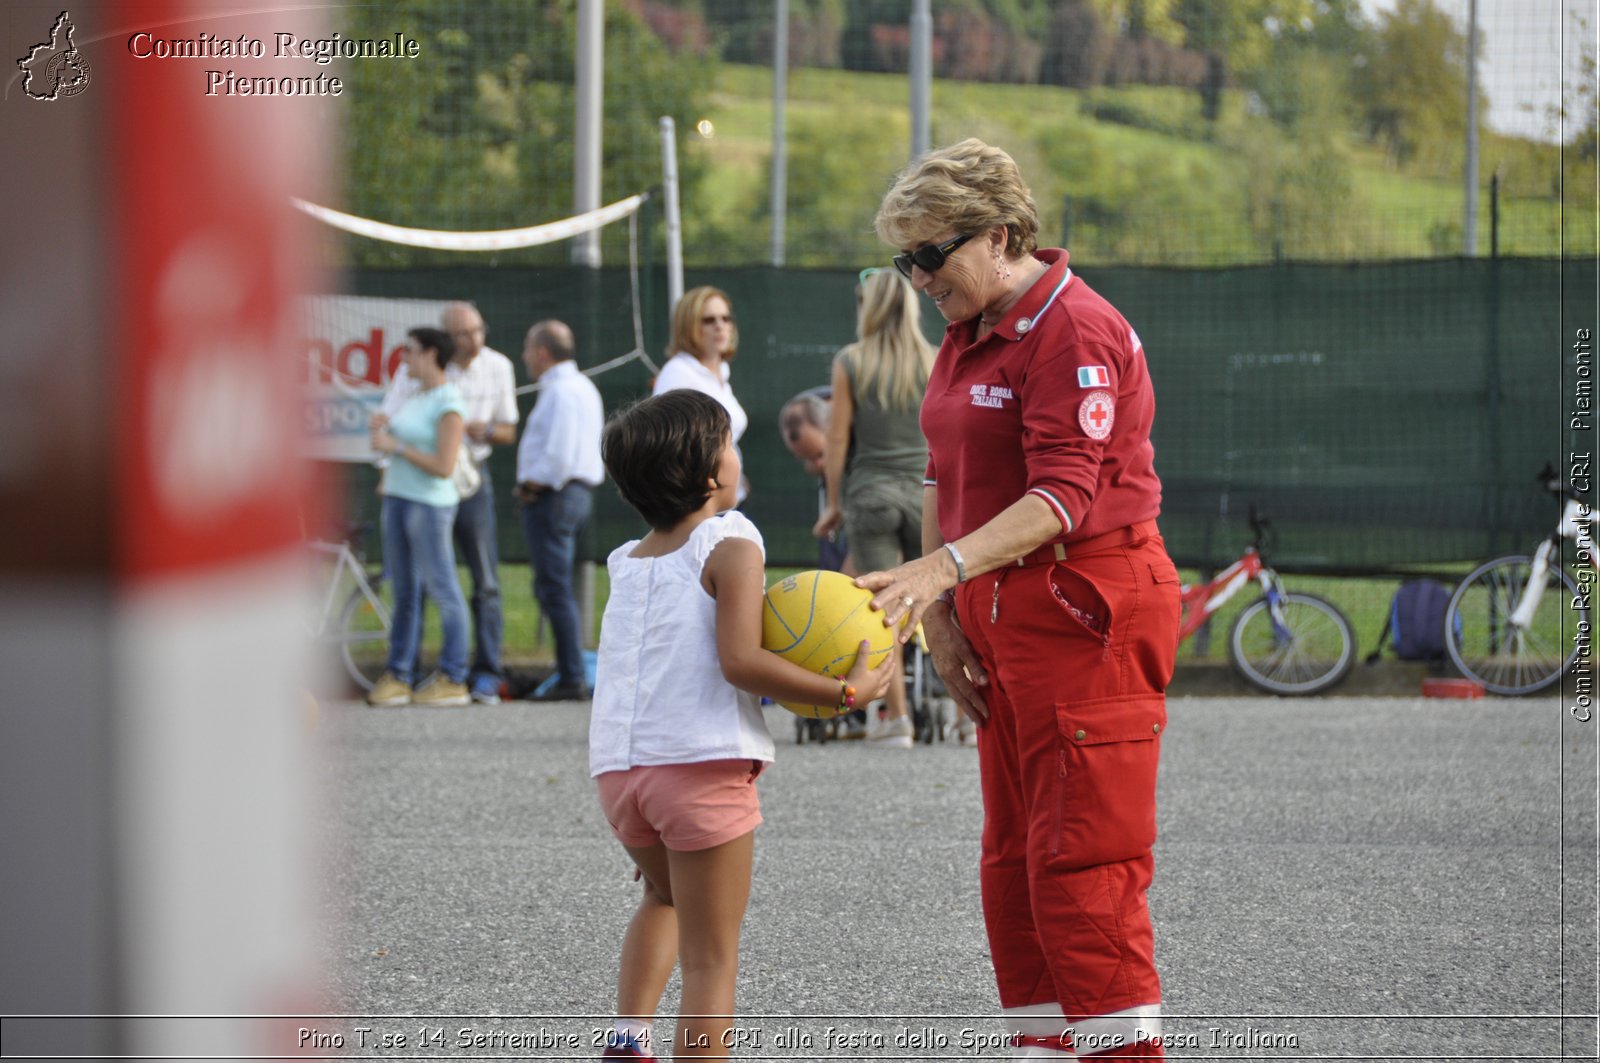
893, 233, 974, 278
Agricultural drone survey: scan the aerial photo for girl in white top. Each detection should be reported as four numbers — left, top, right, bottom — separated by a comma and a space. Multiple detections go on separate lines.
652, 286, 750, 502
592, 390, 894, 1063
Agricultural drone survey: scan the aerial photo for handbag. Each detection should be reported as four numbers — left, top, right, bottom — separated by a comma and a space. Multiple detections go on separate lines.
451, 440, 482, 499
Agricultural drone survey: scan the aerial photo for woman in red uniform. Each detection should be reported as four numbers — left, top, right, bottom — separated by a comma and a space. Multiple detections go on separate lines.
858, 138, 1182, 1060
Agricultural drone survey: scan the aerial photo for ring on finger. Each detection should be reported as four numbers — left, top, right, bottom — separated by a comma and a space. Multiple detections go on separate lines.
900, 595, 915, 608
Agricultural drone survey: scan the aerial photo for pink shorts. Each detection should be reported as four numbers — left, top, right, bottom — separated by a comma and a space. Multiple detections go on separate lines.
596, 759, 766, 852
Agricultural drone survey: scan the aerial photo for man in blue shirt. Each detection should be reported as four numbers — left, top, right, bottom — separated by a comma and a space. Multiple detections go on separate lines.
516, 320, 605, 701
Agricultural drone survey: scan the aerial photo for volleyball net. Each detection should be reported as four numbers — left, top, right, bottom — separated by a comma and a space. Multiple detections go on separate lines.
297, 193, 657, 463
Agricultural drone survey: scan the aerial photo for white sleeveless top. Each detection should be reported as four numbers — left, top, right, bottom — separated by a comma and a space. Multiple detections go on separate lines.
589, 511, 775, 776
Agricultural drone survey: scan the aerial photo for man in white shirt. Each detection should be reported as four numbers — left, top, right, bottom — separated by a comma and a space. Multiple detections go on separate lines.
380, 302, 519, 703
516, 319, 605, 701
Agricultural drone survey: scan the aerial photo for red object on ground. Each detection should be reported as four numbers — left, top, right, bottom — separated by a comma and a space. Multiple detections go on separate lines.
1423, 678, 1486, 698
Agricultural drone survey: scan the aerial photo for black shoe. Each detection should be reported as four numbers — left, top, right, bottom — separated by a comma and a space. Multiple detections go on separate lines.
533, 682, 593, 702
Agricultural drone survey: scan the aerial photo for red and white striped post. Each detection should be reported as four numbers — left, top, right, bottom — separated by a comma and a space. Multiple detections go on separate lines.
3, 2, 329, 1056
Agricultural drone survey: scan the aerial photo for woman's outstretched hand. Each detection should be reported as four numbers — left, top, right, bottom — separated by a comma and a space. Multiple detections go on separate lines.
856, 554, 949, 641
856, 556, 990, 722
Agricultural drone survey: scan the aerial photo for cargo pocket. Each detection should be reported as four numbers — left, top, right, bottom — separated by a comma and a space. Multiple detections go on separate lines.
1049, 694, 1165, 868
1145, 560, 1182, 689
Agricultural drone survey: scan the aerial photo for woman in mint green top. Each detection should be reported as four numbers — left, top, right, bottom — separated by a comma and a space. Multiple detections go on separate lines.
366, 327, 473, 707
814, 269, 935, 745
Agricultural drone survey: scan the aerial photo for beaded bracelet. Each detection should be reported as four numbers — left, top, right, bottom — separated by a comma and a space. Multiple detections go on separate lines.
834, 676, 857, 712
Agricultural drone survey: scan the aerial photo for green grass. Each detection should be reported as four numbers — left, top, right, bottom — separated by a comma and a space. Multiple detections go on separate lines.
1172, 568, 1395, 663
681, 63, 1593, 266
372, 563, 1405, 671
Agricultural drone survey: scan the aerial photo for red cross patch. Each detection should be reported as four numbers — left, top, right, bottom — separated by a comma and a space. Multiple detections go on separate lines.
1078, 390, 1115, 440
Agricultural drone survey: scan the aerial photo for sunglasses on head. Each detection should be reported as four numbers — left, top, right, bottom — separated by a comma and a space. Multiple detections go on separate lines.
893, 233, 974, 278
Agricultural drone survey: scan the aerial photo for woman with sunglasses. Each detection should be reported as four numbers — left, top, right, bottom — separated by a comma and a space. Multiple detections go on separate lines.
653, 287, 749, 503
856, 139, 1181, 1060
812, 268, 936, 747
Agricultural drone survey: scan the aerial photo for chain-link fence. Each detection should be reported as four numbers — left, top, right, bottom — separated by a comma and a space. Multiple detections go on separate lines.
325, 256, 1594, 573
309, 1, 1596, 574
319, 0, 1595, 270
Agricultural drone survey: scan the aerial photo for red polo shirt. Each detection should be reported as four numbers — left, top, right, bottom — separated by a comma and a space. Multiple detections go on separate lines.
921, 249, 1162, 544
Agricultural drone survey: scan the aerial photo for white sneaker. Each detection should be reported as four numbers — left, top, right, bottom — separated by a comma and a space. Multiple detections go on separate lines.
868, 713, 914, 748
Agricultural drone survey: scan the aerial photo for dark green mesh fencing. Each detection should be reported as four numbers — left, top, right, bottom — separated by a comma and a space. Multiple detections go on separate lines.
326, 256, 1593, 574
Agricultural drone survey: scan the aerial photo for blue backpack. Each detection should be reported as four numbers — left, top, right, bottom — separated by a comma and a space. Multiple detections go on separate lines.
1368, 579, 1456, 663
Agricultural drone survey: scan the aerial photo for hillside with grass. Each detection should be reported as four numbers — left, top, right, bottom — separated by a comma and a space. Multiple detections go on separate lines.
680, 62, 1594, 268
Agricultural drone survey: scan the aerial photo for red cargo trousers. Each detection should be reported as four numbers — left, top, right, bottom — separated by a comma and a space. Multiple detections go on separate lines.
957, 522, 1181, 1059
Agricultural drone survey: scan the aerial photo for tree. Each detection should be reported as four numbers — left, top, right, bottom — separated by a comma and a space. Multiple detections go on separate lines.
1561, 10, 1597, 161
1232, 55, 1362, 259
1172, 0, 1316, 77
339, 0, 714, 266
752, 107, 911, 267
1091, 0, 1186, 45
1044, 0, 1110, 88
1354, 0, 1483, 171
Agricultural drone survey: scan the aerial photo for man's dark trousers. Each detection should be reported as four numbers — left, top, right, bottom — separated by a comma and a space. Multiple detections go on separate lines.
518, 480, 593, 688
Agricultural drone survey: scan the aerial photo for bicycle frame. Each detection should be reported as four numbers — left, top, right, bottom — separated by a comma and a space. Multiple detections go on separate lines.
1507, 497, 1598, 629
305, 539, 389, 644
1179, 547, 1277, 642
1173, 512, 1355, 694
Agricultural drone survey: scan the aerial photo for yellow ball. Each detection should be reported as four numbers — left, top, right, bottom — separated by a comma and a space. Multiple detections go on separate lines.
761, 569, 899, 718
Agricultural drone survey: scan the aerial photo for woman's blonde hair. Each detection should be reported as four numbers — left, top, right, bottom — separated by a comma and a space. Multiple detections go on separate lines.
667, 286, 738, 363
875, 137, 1039, 258
841, 270, 934, 414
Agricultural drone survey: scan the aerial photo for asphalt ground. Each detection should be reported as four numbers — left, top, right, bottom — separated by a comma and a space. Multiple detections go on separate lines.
314, 695, 1598, 1061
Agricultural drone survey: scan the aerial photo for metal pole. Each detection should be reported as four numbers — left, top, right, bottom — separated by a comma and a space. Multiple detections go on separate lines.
572, 0, 603, 268
770, 0, 789, 267
1463, 0, 1479, 257
1489, 171, 1500, 259
659, 116, 684, 313
910, 0, 932, 159
579, 560, 596, 651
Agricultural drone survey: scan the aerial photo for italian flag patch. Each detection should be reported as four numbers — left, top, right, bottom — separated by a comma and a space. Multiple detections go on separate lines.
1077, 365, 1109, 388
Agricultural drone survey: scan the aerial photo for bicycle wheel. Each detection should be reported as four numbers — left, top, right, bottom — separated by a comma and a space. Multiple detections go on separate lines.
1229, 592, 1356, 695
336, 579, 392, 692
1445, 555, 1585, 695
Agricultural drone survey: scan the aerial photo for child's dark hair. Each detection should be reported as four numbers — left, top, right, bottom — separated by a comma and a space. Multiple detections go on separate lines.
408, 326, 455, 369
603, 391, 732, 530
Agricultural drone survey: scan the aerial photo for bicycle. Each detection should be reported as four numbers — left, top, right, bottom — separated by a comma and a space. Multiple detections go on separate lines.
1444, 465, 1596, 695
305, 524, 391, 692
1179, 509, 1357, 695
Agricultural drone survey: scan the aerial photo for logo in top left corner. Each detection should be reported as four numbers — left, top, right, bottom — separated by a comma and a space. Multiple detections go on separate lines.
17, 11, 92, 101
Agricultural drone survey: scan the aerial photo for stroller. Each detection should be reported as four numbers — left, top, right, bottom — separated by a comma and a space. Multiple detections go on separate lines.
792, 626, 955, 745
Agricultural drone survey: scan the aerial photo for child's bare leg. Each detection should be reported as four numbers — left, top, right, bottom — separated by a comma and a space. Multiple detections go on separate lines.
883, 642, 908, 721
665, 831, 754, 1061
618, 842, 679, 1040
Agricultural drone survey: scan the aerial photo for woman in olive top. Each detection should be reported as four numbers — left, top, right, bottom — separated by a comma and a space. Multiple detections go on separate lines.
814, 269, 935, 746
